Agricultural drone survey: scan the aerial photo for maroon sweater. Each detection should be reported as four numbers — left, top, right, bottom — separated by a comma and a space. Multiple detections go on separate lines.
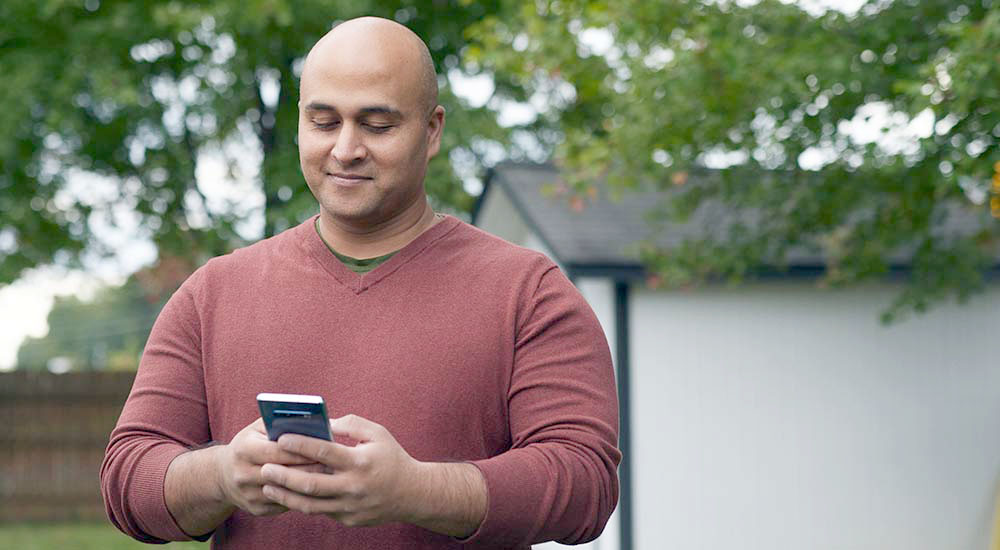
101, 215, 620, 549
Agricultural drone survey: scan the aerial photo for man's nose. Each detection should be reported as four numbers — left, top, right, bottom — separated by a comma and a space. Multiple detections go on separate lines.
331, 123, 367, 165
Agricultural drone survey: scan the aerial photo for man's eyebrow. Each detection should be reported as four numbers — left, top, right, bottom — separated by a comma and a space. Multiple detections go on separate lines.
358, 106, 402, 117
302, 103, 402, 118
303, 102, 336, 113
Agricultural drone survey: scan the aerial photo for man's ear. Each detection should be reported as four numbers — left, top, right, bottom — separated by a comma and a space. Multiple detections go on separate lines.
426, 105, 446, 160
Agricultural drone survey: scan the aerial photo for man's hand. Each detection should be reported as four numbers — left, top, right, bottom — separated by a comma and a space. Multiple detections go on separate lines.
216, 418, 321, 516
165, 418, 319, 536
259, 414, 487, 537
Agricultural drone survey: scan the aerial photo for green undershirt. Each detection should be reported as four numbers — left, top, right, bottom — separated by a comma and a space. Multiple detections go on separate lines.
314, 218, 399, 274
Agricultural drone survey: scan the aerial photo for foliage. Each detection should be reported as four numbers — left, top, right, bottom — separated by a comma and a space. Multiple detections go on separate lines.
16, 256, 194, 370
465, 0, 1000, 321
16, 282, 152, 371
0, 0, 508, 286
5, 0, 999, 326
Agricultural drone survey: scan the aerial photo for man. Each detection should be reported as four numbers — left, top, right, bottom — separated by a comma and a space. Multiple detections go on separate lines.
101, 16, 620, 549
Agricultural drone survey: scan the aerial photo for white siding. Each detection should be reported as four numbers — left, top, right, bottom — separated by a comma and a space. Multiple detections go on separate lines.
523, 233, 559, 270
475, 182, 531, 247
630, 281, 1000, 550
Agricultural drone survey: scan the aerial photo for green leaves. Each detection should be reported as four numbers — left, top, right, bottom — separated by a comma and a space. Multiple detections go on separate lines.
0, 0, 510, 286
4, 0, 998, 323
466, 0, 1000, 321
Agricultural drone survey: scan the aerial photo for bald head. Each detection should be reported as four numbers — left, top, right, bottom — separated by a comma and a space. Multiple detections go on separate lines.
302, 16, 438, 113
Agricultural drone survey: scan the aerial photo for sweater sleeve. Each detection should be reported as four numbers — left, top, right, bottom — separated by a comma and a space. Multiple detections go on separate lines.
466, 266, 621, 547
100, 269, 212, 542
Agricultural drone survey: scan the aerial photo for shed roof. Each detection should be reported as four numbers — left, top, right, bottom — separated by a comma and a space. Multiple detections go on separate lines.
473, 161, 997, 280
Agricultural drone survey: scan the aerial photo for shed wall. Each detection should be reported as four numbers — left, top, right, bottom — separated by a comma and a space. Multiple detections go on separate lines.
629, 282, 1000, 550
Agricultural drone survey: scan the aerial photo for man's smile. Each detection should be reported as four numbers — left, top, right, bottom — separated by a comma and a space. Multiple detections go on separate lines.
326, 172, 374, 186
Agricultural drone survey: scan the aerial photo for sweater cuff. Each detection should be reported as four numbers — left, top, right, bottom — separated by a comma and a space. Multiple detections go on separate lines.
131, 443, 198, 542
460, 454, 543, 548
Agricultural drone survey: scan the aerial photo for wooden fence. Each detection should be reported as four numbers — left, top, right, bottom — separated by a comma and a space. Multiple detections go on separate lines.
0, 370, 135, 522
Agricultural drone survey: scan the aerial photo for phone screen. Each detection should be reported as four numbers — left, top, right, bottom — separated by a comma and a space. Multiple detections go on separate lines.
257, 393, 332, 441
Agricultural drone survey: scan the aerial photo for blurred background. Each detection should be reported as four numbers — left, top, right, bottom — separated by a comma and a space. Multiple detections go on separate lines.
1, 0, 999, 548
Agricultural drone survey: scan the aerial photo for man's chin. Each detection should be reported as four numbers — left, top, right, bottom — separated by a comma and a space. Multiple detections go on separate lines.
319, 205, 386, 227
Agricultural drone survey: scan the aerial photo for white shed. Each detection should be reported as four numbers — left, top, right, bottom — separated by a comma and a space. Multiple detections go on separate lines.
473, 162, 1000, 550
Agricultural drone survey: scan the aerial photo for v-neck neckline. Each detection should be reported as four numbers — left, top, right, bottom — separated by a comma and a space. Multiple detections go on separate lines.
299, 213, 461, 295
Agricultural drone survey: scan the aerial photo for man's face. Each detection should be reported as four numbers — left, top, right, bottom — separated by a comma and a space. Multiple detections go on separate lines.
297, 44, 443, 226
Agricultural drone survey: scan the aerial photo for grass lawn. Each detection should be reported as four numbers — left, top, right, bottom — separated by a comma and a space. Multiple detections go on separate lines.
0, 523, 209, 549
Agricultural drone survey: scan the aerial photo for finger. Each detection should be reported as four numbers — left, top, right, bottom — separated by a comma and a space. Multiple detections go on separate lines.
260, 463, 346, 498
249, 501, 288, 517
262, 484, 342, 516
237, 418, 309, 464
328, 414, 381, 442
255, 447, 317, 466
253, 462, 314, 488
276, 434, 353, 469
250, 418, 267, 433
244, 437, 318, 466
288, 462, 329, 474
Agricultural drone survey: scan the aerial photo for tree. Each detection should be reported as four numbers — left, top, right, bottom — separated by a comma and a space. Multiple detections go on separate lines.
15, 254, 195, 370
0, 0, 508, 285
465, 0, 1000, 321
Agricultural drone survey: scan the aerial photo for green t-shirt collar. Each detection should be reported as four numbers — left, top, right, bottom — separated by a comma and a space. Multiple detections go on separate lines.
314, 218, 399, 274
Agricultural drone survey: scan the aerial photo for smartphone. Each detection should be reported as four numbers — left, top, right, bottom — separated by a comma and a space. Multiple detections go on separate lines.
256, 393, 332, 441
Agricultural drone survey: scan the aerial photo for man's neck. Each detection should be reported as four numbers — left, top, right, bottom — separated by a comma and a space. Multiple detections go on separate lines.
316, 199, 441, 259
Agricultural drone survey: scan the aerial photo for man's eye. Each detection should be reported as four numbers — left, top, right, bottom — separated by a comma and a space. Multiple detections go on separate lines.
364, 124, 393, 133
313, 121, 339, 130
